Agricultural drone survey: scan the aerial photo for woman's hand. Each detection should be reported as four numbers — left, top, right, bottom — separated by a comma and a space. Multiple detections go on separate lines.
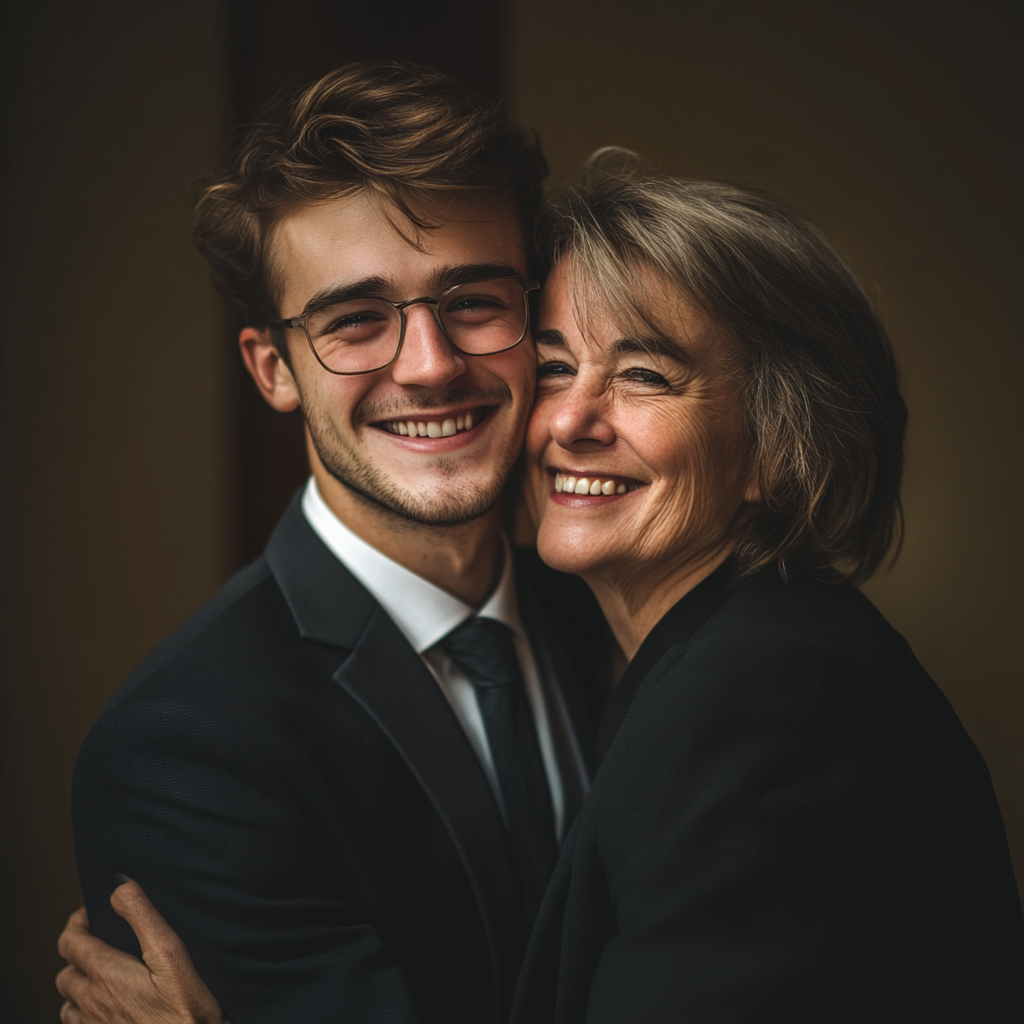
56, 880, 228, 1024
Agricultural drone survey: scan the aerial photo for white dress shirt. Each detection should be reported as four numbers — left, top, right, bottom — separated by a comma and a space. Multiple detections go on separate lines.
301, 477, 566, 839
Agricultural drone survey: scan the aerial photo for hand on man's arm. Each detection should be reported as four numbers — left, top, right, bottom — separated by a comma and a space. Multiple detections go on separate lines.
73, 692, 422, 1022
57, 880, 228, 1024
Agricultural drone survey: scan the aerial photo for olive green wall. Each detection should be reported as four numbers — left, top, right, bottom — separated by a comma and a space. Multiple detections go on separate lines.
510, 0, 1023, 889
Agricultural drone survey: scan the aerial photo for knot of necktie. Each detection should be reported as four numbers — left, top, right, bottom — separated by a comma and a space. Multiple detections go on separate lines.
439, 616, 521, 690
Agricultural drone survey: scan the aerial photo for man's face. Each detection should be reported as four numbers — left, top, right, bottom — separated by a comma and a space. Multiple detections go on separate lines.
268, 192, 535, 527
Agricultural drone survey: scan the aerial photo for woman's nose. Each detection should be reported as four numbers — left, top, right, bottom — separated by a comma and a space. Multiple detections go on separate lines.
548, 379, 616, 451
390, 304, 467, 388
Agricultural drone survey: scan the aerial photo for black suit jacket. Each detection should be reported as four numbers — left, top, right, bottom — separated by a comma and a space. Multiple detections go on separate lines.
512, 564, 1024, 1024
73, 496, 607, 1024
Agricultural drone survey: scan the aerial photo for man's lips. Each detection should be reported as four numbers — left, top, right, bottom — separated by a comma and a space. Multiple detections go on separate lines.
373, 405, 495, 439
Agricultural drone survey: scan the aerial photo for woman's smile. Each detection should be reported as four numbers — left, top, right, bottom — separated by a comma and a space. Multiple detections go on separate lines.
526, 262, 756, 623
550, 469, 645, 499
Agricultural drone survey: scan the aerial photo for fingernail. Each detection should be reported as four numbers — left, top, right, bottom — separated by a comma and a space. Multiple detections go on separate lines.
113, 873, 134, 886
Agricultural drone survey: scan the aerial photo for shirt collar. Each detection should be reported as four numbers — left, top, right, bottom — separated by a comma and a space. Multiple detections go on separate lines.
301, 477, 522, 653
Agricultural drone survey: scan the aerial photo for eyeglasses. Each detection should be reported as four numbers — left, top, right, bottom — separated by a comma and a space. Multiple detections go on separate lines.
268, 277, 540, 376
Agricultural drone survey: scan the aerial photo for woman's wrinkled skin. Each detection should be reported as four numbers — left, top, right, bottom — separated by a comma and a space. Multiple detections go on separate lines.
56, 881, 227, 1024
525, 262, 760, 659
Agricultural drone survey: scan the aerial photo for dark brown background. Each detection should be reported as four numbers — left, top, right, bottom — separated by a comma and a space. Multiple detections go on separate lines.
2, 1, 1020, 1018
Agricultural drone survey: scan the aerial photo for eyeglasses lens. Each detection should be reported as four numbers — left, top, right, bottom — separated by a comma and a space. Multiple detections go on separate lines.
305, 299, 401, 374
439, 279, 528, 355
305, 280, 528, 373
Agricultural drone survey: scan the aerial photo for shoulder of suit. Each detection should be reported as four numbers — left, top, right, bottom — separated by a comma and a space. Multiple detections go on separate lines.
95, 556, 315, 720
648, 571, 928, 712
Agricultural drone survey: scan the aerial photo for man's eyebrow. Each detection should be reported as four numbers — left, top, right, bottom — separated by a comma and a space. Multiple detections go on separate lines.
534, 329, 567, 347
299, 276, 394, 314
425, 262, 525, 294
295, 263, 524, 316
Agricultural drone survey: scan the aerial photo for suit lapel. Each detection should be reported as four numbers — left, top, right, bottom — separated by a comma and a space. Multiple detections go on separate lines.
335, 607, 524, 1009
265, 496, 523, 1015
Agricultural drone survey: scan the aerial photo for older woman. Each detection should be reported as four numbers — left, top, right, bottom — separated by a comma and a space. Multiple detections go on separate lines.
511, 165, 1024, 1022
55, 167, 1023, 1024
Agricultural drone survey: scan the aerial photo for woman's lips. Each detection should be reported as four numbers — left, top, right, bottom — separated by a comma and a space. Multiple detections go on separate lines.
551, 470, 644, 498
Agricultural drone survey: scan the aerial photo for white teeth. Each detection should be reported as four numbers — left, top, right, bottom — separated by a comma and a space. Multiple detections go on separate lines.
387, 411, 479, 437
552, 473, 638, 497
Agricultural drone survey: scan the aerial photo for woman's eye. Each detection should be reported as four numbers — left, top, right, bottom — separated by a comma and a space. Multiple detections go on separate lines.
537, 361, 575, 378
622, 367, 669, 386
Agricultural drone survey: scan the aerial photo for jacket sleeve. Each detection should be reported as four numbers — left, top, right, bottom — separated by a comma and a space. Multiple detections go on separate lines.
73, 691, 420, 1024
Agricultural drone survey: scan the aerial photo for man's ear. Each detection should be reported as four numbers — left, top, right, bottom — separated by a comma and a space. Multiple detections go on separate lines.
239, 326, 301, 412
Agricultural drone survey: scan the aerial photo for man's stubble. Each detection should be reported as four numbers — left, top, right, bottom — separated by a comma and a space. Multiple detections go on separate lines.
303, 382, 529, 529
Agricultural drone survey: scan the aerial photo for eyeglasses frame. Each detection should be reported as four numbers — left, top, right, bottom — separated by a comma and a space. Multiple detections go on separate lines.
267, 277, 541, 376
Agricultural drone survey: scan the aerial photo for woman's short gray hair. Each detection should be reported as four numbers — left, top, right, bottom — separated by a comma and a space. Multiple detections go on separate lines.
538, 150, 906, 584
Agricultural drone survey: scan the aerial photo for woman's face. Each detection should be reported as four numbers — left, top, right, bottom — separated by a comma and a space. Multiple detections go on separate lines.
526, 262, 758, 589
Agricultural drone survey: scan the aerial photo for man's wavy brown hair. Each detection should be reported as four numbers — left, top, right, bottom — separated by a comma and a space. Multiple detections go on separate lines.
538, 153, 906, 585
194, 61, 548, 326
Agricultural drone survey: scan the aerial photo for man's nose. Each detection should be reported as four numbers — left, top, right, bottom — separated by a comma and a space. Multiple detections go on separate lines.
390, 304, 467, 388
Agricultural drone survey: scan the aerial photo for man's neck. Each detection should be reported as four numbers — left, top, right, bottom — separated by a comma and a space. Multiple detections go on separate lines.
311, 464, 504, 609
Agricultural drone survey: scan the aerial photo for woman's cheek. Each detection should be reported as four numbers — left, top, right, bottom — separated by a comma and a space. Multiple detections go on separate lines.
523, 403, 552, 523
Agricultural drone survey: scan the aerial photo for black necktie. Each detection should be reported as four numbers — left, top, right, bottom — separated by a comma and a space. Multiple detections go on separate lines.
439, 617, 557, 919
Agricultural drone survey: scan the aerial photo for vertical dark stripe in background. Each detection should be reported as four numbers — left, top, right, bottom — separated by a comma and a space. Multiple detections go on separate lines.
225, 0, 510, 565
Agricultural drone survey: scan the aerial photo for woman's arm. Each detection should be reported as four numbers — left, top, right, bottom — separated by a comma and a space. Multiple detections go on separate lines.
57, 881, 227, 1024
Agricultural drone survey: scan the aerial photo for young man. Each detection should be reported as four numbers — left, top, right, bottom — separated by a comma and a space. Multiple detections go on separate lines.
59, 63, 606, 1024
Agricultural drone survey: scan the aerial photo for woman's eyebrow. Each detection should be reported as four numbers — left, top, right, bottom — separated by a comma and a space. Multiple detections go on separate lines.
613, 335, 692, 363
536, 328, 693, 364
534, 328, 568, 347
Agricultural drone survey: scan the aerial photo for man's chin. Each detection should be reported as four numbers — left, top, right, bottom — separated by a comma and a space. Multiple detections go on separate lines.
308, 420, 515, 529
376, 494, 498, 529
335, 472, 502, 529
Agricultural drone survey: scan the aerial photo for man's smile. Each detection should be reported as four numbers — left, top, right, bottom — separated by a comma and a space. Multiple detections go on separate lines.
375, 404, 495, 439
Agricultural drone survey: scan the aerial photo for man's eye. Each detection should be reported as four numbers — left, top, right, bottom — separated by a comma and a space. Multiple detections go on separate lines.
537, 361, 575, 378
448, 296, 504, 313
331, 313, 381, 330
